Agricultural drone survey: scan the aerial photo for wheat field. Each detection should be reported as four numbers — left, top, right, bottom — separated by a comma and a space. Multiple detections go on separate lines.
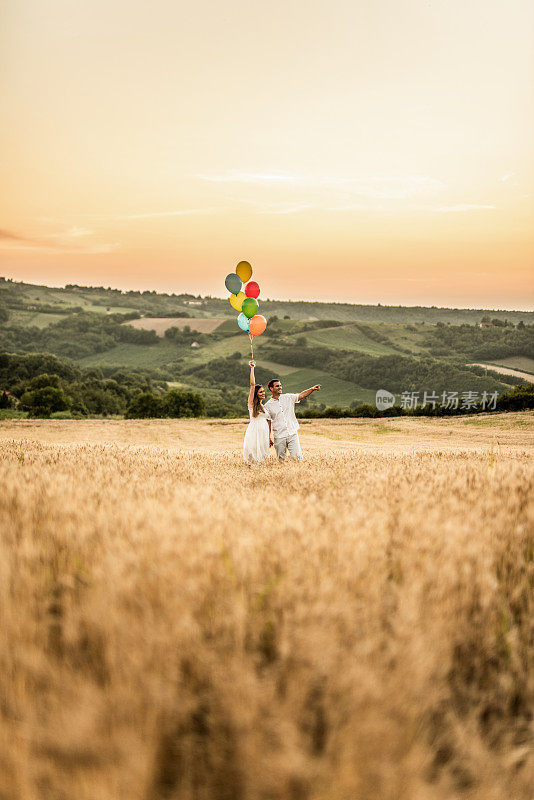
0, 413, 533, 800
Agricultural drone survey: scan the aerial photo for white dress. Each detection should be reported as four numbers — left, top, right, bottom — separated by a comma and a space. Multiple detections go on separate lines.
243, 406, 271, 464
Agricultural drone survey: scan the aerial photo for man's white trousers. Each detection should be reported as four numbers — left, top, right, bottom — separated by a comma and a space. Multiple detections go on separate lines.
273, 433, 302, 460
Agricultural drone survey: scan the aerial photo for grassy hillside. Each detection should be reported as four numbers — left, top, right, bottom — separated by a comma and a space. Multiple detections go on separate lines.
2, 275, 533, 325
78, 341, 189, 369
486, 356, 534, 374
301, 323, 399, 356
275, 368, 376, 406
1, 277, 532, 412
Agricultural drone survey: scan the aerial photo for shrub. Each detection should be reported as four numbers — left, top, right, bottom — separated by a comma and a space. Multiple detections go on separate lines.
125, 393, 163, 419
125, 388, 205, 419
496, 384, 534, 411
20, 386, 70, 418
162, 388, 205, 418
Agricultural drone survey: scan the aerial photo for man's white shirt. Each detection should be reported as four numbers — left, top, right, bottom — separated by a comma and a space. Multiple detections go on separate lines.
264, 393, 300, 439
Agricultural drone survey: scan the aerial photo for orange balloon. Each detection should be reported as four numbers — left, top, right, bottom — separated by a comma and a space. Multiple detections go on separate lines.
249, 314, 267, 338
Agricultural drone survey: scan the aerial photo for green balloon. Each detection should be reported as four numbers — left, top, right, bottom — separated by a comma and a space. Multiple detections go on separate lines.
241, 297, 258, 319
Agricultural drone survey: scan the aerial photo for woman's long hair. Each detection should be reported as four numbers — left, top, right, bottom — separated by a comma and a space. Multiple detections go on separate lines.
252, 384, 265, 418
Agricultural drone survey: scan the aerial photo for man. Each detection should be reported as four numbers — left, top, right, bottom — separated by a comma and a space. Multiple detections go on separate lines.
264, 377, 322, 460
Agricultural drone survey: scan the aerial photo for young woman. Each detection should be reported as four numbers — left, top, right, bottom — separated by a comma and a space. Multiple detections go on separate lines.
243, 360, 272, 465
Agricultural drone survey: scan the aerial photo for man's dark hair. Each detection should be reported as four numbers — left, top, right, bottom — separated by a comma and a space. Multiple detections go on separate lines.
268, 378, 280, 390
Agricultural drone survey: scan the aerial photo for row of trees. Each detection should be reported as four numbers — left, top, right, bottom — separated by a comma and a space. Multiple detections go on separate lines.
1, 349, 531, 419
0, 310, 209, 361
0, 352, 167, 417
125, 389, 205, 418
0, 351, 250, 418
296, 383, 534, 418
4, 277, 534, 325
0, 312, 162, 360
422, 322, 533, 361
259, 344, 511, 395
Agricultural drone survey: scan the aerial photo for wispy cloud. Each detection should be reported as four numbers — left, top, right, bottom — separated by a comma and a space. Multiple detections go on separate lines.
47, 226, 94, 238
337, 176, 445, 200
0, 226, 118, 254
198, 171, 446, 200
499, 172, 516, 183
114, 209, 212, 220
252, 199, 498, 215
0, 228, 29, 242
99, 175, 451, 220
432, 204, 496, 212
255, 202, 317, 215
0, 240, 119, 255
198, 171, 300, 184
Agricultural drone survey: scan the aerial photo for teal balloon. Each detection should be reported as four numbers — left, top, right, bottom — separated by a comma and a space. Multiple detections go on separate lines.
237, 313, 250, 332
225, 273, 242, 294
241, 297, 259, 319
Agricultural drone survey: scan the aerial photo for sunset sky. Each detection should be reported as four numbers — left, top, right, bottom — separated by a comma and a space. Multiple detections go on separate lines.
1, 0, 533, 309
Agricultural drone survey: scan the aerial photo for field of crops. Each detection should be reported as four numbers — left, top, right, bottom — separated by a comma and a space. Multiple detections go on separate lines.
0, 413, 532, 800
303, 323, 399, 356
126, 317, 226, 336
275, 368, 376, 407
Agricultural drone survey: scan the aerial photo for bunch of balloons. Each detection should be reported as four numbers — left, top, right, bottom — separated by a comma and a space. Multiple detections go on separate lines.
224, 261, 267, 354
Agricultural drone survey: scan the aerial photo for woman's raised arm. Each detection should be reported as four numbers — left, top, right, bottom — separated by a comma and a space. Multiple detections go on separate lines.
247, 360, 256, 409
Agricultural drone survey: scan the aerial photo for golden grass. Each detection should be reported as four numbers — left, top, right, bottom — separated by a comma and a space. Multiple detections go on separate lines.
0, 413, 533, 799
125, 317, 225, 335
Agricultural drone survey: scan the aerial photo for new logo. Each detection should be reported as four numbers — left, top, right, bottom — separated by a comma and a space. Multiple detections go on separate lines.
375, 390, 396, 411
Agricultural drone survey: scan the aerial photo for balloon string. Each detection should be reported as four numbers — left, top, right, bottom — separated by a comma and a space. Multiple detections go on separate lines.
249, 333, 254, 361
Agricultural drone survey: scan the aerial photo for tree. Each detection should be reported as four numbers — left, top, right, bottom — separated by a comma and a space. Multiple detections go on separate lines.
29, 373, 61, 390
20, 386, 70, 417
125, 392, 163, 418
162, 388, 205, 418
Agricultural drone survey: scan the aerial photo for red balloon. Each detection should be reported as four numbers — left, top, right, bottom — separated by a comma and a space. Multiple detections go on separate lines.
245, 281, 260, 299
249, 314, 267, 338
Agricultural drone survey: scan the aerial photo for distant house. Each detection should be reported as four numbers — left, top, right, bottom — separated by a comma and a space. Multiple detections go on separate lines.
479, 321, 493, 328
191, 341, 200, 348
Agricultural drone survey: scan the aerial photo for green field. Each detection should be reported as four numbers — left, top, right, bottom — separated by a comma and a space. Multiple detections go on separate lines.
6, 310, 66, 328
183, 336, 253, 365
278, 368, 376, 406
254, 359, 295, 376
78, 340, 187, 369
303, 324, 400, 355
489, 356, 534, 374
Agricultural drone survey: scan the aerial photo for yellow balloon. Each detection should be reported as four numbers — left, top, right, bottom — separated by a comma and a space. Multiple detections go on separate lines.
236, 261, 252, 282
229, 291, 245, 311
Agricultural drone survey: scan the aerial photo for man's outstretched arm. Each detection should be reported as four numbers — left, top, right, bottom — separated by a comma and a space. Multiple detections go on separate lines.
298, 385, 322, 401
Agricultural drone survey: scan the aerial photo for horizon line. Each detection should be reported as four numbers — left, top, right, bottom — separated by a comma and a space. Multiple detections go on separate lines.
1, 274, 533, 315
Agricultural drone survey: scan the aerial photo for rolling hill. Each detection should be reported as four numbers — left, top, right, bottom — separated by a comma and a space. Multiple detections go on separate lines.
1, 277, 533, 413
